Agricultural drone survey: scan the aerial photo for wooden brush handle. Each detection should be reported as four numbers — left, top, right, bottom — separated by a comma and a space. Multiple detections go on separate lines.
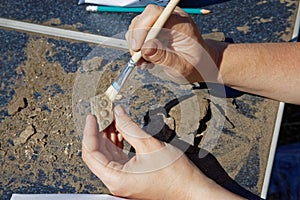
131, 0, 181, 63
109, 0, 181, 97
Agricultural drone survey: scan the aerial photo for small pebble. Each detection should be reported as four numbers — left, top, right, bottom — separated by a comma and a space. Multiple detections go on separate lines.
14, 125, 36, 145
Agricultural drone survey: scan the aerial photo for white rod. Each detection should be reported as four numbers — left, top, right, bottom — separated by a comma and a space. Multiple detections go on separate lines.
0, 18, 128, 50
261, 2, 300, 198
260, 102, 285, 199
293, 1, 300, 40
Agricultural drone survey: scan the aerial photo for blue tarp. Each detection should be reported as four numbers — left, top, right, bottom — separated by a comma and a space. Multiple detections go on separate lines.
268, 143, 300, 199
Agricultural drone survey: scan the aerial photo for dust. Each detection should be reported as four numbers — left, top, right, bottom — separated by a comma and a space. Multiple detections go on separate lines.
0, 32, 281, 198
236, 24, 250, 34
277, 0, 298, 41
0, 36, 108, 196
43, 18, 84, 31
256, 1, 268, 5
252, 16, 273, 24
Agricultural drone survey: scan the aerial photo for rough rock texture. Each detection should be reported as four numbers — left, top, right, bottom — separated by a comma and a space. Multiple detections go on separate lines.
0, 0, 298, 199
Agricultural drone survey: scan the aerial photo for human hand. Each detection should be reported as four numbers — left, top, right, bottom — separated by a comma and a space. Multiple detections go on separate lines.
82, 105, 243, 199
82, 105, 198, 199
126, 4, 222, 84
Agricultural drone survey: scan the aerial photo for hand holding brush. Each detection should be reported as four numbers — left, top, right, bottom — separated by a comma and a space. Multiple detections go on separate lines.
90, 0, 181, 131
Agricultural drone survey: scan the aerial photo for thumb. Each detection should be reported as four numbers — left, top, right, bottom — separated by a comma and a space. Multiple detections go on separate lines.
114, 105, 164, 153
141, 39, 185, 68
141, 39, 166, 64
141, 39, 191, 84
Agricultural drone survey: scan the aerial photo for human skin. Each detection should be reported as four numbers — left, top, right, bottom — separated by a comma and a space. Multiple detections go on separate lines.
82, 106, 244, 199
214, 41, 300, 104
82, 4, 300, 200
126, 5, 300, 104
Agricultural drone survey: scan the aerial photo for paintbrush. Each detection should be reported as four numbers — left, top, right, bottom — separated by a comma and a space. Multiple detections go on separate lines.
91, 0, 181, 131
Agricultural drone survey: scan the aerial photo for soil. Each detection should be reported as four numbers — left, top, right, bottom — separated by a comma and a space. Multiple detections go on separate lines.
0, 37, 109, 197
1, 1, 299, 199
0, 32, 281, 199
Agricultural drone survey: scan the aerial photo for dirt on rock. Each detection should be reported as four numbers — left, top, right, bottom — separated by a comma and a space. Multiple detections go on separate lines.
0, 33, 279, 199
0, 36, 109, 197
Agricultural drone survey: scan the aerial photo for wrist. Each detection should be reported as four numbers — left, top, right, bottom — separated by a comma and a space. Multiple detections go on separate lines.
204, 39, 229, 84
187, 172, 217, 200
187, 171, 245, 200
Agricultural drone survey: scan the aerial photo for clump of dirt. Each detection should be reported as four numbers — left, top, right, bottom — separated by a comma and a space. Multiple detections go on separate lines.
0, 36, 109, 197
0, 32, 281, 199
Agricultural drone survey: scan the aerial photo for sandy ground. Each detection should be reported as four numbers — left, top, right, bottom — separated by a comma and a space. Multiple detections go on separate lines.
0, 32, 279, 200
0, 1, 299, 199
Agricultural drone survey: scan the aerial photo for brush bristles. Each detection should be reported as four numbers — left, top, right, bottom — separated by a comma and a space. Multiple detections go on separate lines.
105, 85, 118, 101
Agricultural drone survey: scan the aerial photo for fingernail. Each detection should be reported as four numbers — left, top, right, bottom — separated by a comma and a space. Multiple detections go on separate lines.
114, 105, 126, 116
117, 133, 123, 142
111, 133, 117, 144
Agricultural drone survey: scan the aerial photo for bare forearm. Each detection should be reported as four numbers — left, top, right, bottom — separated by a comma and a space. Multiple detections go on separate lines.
188, 171, 245, 200
210, 41, 300, 104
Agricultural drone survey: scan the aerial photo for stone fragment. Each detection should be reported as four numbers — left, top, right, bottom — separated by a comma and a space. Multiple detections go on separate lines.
202, 32, 225, 42
0, 150, 6, 160
14, 125, 36, 145
163, 116, 175, 131
169, 95, 209, 137
8, 97, 27, 115
90, 95, 114, 132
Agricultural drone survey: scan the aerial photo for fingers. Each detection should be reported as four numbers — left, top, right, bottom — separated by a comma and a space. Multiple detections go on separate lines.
82, 115, 102, 152
126, 5, 200, 83
106, 123, 124, 149
83, 115, 118, 164
142, 38, 193, 84
126, 5, 164, 52
105, 127, 128, 163
82, 115, 111, 175
125, 5, 162, 69
114, 105, 165, 154
126, 5, 191, 52
82, 115, 125, 165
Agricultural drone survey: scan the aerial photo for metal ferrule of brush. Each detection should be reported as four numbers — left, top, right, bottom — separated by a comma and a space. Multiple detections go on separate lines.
112, 58, 136, 92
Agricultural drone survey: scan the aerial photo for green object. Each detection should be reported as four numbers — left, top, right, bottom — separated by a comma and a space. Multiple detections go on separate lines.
86, 5, 210, 15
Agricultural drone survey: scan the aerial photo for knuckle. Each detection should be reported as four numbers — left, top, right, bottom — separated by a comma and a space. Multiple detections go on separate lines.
153, 48, 167, 64
174, 6, 189, 16
130, 15, 140, 25
145, 4, 160, 12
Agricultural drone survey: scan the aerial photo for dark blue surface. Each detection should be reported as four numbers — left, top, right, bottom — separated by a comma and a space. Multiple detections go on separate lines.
0, 0, 298, 199
268, 143, 300, 200
46, 39, 93, 73
0, 0, 295, 41
235, 143, 260, 195
1, 0, 135, 37
0, 29, 28, 121
194, 1, 295, 43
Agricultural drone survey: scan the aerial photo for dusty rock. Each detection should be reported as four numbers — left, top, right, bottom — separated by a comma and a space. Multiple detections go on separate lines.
0, 31, 283, 198
202, 32, 225, 41
14, 125, 35, 145
163, 115, 175, 131
8, 97, 27, 115
0, 150, 6, 159
169, 95, 209, 138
